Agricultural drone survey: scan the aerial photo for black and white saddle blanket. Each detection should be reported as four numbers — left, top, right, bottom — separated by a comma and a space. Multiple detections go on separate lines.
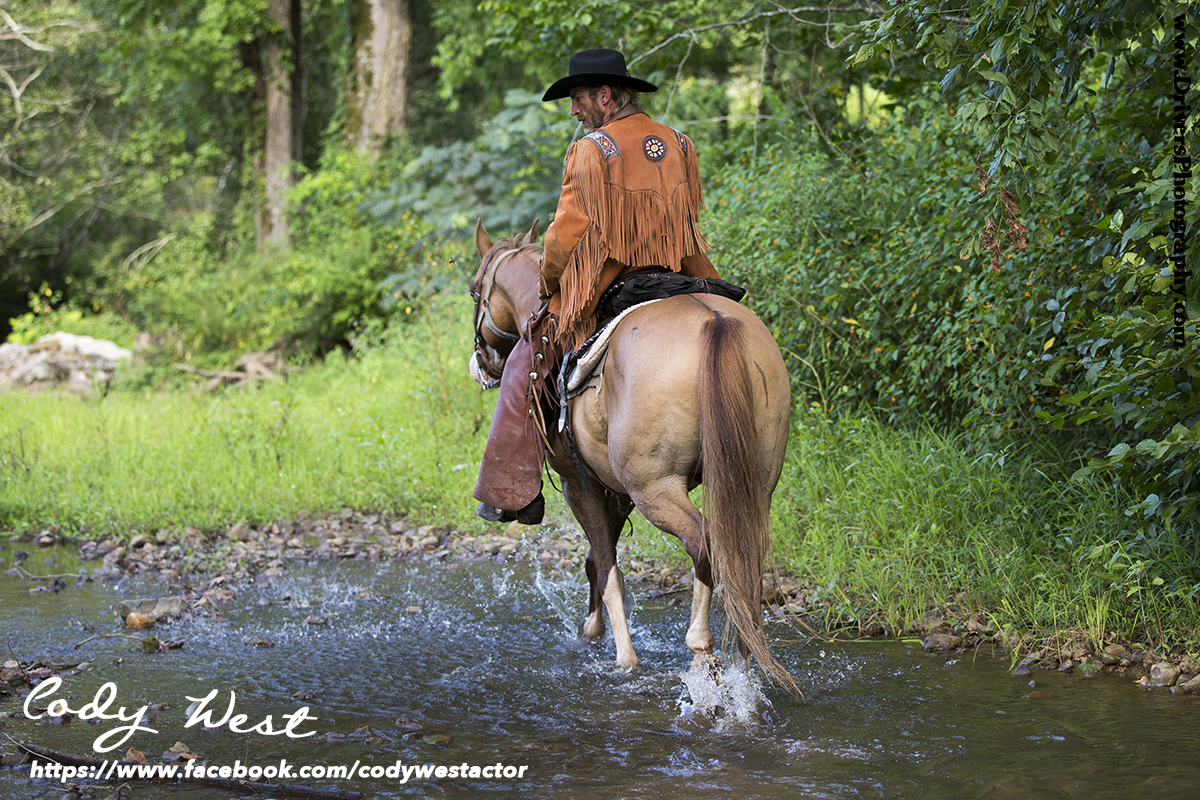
556, 272, 746, 430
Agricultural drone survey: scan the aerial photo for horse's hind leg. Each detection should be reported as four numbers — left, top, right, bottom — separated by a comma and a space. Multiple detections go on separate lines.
563, 475, 637, 666
627, 478, 715, 658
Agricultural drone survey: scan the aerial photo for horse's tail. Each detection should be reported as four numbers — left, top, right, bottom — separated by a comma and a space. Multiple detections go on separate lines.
697, 312, 798, 693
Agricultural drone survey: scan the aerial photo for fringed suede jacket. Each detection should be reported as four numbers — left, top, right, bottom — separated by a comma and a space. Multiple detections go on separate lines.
538, 107, 720, 352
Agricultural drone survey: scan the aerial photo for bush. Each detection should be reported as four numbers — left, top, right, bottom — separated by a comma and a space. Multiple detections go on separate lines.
59, 148, 451, 366
362, 90, 573, 238
8, 286, 141, 348
706, 106, 1113, 440
705, 84, 1197, 539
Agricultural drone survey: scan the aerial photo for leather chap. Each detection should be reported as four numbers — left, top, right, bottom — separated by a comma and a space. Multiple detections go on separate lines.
472, 337, 546, 511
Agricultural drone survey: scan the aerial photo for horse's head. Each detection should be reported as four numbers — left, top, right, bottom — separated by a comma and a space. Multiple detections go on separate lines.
468, 219, 541, 389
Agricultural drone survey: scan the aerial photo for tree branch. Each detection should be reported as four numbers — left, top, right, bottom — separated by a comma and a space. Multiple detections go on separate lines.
628, 4, 876, 68
0, 11, 92, 51
22, 177, 123, 234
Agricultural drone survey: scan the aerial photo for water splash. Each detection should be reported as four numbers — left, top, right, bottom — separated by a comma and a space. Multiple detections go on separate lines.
677, 654, 771, 732
534, 569, 587, 635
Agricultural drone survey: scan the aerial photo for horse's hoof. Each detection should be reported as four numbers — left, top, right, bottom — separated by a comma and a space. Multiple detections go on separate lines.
692, 652, 722, 681
616, 653, 640, 670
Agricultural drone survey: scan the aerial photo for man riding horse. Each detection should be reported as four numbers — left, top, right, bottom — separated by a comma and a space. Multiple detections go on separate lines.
474, 48, 724, 524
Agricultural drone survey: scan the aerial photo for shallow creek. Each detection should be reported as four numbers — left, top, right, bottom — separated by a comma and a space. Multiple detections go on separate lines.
2, 552, 1199, 799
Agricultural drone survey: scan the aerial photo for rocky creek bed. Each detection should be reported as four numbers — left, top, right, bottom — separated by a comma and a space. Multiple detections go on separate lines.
4, 511, 1199, 702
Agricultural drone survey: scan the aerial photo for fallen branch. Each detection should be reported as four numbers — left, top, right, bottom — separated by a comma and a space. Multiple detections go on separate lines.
173, 350, 284, 391
12, 567, 84, 582
72, 633, 143, 648
10, 740, 364, 800
172, 364, 248, 381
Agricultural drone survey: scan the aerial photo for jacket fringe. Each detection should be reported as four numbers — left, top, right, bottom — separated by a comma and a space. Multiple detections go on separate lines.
554, 142, 708, 352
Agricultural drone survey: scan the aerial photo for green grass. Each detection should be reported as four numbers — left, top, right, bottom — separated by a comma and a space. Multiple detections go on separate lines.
771, 411, 1200, 655
0, 293, 489, 537
3, 294, 1198, 657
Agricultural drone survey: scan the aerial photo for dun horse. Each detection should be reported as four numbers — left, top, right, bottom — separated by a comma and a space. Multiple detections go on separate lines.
469, 220, 795, 691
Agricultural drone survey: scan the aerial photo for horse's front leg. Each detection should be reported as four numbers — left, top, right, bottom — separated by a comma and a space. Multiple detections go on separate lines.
562, 472, 636, 667
582, 551, 605, 641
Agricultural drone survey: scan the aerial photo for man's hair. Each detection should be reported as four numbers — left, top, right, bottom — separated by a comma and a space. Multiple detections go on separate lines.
579, 84, 638, 111
607, 85, 638, 111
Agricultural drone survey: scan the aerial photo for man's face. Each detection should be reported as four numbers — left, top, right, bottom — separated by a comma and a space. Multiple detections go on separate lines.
570, 87, 608, 133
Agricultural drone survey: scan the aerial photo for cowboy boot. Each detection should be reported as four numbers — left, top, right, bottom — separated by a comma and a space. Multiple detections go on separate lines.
477, 491, 545, 525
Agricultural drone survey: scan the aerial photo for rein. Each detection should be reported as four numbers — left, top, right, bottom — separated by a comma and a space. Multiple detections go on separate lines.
471, 246, 522, 389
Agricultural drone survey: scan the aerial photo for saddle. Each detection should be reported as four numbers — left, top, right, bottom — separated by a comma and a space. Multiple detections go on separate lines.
555, 272, 747, 432
556, 299, 658, 432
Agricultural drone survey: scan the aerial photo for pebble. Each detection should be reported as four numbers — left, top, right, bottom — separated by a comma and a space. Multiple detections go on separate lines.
124, 612, 157, 629
228, 522, 253, 542
1177, 674, 1200, 694
922, 633, 963, 652
1150, 662, 1182, 687
1011, 658, 1035, 677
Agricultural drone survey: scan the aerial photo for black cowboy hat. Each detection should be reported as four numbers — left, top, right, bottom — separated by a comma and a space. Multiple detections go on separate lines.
542, 48, 658, 102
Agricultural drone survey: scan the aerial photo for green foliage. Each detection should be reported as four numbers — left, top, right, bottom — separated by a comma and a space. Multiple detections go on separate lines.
7, 287, 141, 348
428, 0, 877, 168
834, 0, 1198, 534
2, 0, 349, 339
363, 90, 573, 238
68, 148, 448, 363
1046, 71, 1200, 537
707, 102, 1110, 438
852, 0, 1183, 218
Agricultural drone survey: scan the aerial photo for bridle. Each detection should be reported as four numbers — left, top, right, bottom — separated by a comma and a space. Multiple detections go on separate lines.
470, 246, 522, 389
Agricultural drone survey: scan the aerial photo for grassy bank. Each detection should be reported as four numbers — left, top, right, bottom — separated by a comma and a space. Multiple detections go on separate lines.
1, 294, 487, 536
773, 415, 1199, 655
3, 296, 1197, 658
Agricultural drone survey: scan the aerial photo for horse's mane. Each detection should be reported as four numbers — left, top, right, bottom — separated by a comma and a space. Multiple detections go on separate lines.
472, 236, 543, 291
493, 236, 543, 257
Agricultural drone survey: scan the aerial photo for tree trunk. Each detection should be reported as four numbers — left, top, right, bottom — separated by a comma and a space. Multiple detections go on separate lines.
291, 0, 304, 163
262, 0, 300, 246
345, 0, 413, 158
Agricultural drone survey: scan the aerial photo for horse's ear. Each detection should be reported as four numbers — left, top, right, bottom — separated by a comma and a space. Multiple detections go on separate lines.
475, 218, 494, 257
520, 219, 540, 246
